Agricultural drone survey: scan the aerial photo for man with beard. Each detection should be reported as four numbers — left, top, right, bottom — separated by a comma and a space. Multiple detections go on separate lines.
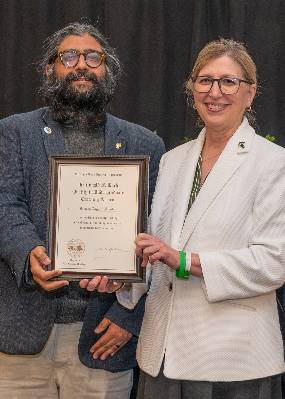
0, 22, 165, 399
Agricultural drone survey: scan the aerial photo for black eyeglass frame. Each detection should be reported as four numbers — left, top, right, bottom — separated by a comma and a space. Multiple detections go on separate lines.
58, 49, 106, 69
191, 76, 253, 95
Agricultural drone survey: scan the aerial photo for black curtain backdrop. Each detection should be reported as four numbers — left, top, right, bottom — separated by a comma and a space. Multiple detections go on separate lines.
1, 0, 285, 150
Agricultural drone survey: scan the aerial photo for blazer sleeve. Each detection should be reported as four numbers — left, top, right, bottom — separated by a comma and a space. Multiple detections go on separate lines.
148, 136, 166, 210
115, 154, 167, 310
0, 120, 44, 287
200, 158, 285, 302
116, 280, 149, 310
104, 294, 146, 336
106, 136, 165, 323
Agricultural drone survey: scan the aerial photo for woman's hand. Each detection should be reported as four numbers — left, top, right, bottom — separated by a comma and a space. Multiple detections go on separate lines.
135, 233, 203, 277
135, 233, 180, 270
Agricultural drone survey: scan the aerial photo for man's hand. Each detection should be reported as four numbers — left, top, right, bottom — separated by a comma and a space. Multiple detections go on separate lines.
80, 275, 123, 293
90, 318, 132, 360
30, 246, 69, 291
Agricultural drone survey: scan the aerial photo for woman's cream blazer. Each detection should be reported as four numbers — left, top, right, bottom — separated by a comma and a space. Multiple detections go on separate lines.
118, 118, 285, 381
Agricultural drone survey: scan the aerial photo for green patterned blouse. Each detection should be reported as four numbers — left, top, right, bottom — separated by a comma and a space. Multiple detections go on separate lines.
188, 154, 202, 211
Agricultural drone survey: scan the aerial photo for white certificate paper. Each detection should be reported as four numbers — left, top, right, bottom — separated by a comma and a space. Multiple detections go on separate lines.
48, 157, 147, 281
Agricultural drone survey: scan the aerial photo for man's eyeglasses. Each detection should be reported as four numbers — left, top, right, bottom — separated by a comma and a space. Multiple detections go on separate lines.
191, 76, 253, 95
58, 49, 106, 69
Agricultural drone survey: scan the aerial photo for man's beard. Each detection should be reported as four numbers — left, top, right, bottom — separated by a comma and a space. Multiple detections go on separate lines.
40, 70, 115, 124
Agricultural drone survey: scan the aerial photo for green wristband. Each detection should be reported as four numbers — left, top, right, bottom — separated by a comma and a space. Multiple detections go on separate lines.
176, 250, 189, 279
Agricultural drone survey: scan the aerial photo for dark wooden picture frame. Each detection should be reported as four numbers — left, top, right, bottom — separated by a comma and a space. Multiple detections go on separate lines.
48, 155, 148, 282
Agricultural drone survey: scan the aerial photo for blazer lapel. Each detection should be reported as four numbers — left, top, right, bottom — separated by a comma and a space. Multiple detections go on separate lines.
169, 130, 205, 249
41, 111, 128, 157
179, 119, 256, 249
41, 108, 65, 157
104, 114, 126, 155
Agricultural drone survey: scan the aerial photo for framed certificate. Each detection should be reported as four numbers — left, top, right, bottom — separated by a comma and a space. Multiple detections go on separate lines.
48, 155, 148, 282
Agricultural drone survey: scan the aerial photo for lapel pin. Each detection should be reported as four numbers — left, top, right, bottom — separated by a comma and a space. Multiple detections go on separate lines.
44, 126, 52, 135
115, 143, 122, 149
238, 141, 245, 149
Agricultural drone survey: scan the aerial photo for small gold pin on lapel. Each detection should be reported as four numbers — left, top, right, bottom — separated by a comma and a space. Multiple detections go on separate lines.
116, 142, 122, 149
44, 126, 52, 135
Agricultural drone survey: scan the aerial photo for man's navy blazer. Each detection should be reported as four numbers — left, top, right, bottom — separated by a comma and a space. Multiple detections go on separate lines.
0, 107, 165, 371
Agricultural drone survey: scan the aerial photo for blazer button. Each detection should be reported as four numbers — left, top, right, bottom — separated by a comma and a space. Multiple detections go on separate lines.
168, 282, 173, 292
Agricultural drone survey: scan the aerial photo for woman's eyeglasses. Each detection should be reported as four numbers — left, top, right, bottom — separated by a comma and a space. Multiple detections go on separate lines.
191, 76, 253, 95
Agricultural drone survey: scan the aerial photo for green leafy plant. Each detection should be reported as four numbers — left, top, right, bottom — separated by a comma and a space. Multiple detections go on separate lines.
181, 135, 192, 143
265, 134, 276, 142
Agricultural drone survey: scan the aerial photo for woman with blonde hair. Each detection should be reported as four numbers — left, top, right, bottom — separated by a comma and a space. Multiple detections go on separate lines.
88, 38, 285, 398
